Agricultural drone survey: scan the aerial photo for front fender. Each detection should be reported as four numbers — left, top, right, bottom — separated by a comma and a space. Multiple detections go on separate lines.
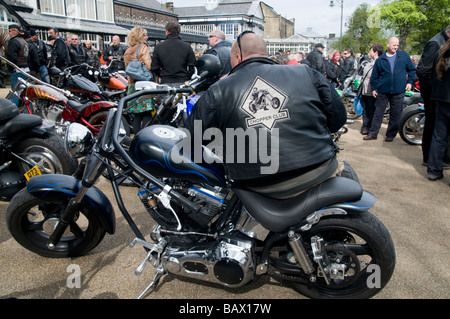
26, 174, 115, 234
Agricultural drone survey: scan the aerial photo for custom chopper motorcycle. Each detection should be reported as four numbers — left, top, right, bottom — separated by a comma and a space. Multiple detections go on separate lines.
0, 98, 78, 201
6, 69, 395, 299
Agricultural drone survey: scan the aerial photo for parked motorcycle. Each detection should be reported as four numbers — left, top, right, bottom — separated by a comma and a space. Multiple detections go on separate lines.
0, 56, 130, 138
6, 72, 396, 299
0, 98, 78, 201
96, 59, 128, 100
49, 64, 126, 103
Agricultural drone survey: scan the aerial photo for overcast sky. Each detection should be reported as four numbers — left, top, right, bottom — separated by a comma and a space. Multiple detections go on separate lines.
164, 0, 382, 36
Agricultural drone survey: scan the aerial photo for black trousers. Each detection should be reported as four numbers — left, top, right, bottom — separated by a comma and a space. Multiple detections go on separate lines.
420, 85, 436, 163
369, 92, 404, 138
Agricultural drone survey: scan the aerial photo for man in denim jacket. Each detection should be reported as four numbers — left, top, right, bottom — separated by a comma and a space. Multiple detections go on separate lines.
364, 37, 416, 141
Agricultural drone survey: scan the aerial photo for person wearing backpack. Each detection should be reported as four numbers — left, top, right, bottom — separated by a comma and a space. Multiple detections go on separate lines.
124, 27, 154, 133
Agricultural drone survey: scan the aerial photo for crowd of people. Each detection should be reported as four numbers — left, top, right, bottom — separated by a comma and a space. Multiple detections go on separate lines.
4, 21, 450, 186
272, 27, 450, 184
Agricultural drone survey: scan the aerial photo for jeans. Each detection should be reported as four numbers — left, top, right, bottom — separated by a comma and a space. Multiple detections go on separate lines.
368, 92, 404, 138
39, 65, 50, 83
427, 101, 450, 176
10, 71, 28, 106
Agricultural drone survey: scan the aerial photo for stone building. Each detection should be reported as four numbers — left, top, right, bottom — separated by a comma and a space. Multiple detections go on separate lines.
260, 2, 294, 40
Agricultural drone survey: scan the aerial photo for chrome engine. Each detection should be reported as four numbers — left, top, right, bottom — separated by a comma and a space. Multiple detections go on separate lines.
162, 234, 256, 288
32, 100, 68, 138
139, 182, 229, 229
32, 100, 64, 123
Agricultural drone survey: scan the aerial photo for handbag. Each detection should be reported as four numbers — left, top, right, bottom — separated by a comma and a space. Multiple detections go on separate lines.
125, 44, 152, 81
354, 96, 363, 116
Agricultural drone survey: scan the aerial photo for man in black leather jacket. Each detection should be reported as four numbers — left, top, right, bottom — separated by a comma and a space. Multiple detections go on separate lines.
185, 32, 346, 199
103, 35, 128, 71
204, 29, 232, 77
151, 22, 196, 85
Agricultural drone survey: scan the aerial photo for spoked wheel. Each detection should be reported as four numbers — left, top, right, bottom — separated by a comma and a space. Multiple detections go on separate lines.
285, 211, 395, 299
399, 104, 424, 145
6, 188, 106, 258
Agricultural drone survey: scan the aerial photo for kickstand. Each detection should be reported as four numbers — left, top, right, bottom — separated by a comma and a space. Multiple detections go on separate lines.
136, 265, 167, 299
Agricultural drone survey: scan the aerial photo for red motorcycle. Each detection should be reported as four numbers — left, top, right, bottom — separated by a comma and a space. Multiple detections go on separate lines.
2, 55, 129, 137
19, 82, 123, 137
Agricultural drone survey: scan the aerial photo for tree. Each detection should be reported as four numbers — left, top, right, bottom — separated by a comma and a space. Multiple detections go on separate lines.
409, 0, 450, 54
332, 3, 386, 54
379, 0, 427, 50
346, 3, 385, 53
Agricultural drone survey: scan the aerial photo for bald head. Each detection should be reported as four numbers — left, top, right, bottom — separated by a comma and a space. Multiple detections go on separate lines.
231, 32, 268, 68
387, 37, 399, 55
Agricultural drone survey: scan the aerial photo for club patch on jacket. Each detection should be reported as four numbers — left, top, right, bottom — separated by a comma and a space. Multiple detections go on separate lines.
240, 77, 290, 130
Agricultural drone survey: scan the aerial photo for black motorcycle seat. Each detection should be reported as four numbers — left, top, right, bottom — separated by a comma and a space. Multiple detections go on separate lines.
67, 100, 93, 113
233, 176, 363, 232
0, 113, 42, 138
102, 90, 126, 98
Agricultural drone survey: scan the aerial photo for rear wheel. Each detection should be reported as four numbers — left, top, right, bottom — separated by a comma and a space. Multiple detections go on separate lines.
88, 110, 130, 136
6, 188, 106, 258
284, 211, 395, 299
12, 135, 78, 176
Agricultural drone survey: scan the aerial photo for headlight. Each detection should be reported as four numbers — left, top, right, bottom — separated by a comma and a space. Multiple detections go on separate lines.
65, 123, 94, 158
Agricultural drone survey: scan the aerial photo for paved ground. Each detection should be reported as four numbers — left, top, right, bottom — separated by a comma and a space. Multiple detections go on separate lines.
0, 87, 448, 300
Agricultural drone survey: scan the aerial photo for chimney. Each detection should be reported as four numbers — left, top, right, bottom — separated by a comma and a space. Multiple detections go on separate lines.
166, 2, 174, 12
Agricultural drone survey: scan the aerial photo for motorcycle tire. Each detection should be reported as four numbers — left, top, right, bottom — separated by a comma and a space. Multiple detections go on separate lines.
341, 97, 361, 120
399, 104, 424, 145
271, 97, 280, 109
12, 135, 78, 176
88, 110, 131, 136
289, 211, 395, 299
6, 188, 106, 258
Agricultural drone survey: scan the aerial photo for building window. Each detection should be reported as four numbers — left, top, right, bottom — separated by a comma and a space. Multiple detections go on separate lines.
40, 0, 65, 16
96, 0, 114, 22
66, 0, 96, 20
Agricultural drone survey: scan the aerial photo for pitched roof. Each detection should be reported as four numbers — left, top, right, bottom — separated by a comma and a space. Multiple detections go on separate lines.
174, 1, 261, 18
115, 0, 176, 16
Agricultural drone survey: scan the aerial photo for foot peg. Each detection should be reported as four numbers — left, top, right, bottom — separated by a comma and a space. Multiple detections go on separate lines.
130, 237, 167, 275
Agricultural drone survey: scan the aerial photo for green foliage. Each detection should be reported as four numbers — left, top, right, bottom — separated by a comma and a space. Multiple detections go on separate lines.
337, 0, 450, 55
334, 3, 387, 54
380, 0, 427, 49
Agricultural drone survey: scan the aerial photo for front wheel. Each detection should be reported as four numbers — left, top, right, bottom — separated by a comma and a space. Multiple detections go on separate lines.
6, 188, 106, 258
290, 211, 395, 299
399, 104, 424, 145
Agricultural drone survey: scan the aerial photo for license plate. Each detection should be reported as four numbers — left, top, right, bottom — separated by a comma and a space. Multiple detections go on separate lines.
25, 165, 42, 181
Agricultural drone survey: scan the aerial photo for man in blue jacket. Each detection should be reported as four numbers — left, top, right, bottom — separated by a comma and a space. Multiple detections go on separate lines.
364, 37, 416, 141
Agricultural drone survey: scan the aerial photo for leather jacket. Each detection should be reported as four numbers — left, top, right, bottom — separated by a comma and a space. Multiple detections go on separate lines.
7, 35, 29, 71
205, 40, 232, 77
186, 57, 346, 181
